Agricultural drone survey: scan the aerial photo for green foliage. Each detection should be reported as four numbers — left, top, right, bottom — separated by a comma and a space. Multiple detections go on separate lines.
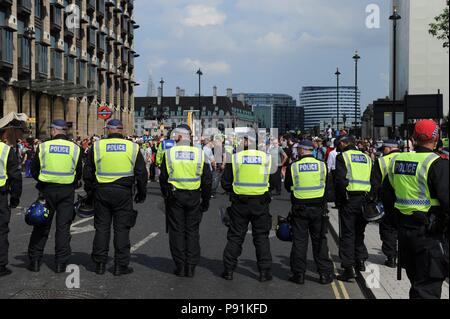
429, 7, 449, 48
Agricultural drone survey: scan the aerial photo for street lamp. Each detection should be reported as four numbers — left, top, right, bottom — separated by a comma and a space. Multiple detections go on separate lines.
159, 78, 165, 123
24, 27, 35, 135
353, 50, 360, 136
335, 68, 341, 131
196, 69, 203, 118
390, 6, 401, 138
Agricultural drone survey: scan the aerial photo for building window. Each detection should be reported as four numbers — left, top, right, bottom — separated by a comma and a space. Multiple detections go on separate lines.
51, 49, 63, 80
35, 0, 42, 19
77, 60, 86, 86
36, 43, 48, 76
0, 28, 14, 66
65, 56, 75, 83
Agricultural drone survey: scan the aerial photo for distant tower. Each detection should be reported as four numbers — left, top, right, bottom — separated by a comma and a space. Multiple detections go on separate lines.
147, 72, 157, 97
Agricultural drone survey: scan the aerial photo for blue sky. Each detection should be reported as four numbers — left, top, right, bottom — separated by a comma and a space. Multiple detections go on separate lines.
133, 0, 391, 110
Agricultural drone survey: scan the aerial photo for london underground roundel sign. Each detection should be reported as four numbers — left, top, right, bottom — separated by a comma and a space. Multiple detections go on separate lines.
98, 105, 113, 120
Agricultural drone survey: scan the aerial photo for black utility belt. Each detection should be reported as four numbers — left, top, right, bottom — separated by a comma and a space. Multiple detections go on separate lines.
347, 192, 366, 197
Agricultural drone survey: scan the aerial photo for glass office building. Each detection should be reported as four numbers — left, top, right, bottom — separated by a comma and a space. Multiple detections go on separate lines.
300, 86, 360, 131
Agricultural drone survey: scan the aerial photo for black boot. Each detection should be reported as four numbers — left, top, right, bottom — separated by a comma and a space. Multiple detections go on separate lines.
259, 270, 273, 282
221, 269, 234, 281
174, 264, 185, 277
384, 256, 397, 269
355, 260, 366, 272
289, 273, 305, 285
27, 260, 41, 273
55, 263, 67, 274
319, 273, 334, 285
0, 266, 12, 277
185, 265, 196, 278
95, 263, 106, 275
337, 267, 357, 282
113, 265, 134, 276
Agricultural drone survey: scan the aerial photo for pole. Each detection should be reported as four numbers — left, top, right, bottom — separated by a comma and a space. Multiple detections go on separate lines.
392, 19, 397, 137
197, 69, 202, 119
390, 7, 401, 138
353, 51, 360, 136
28, 31, 33, 136
335, 68, 341, 131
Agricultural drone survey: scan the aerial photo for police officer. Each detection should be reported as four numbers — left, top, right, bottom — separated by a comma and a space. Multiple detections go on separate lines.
284, 140, 334, 285
159, 124, 212, 278
28, 120, 82, 273
156, 135, 176, 168
382, 120, 449, 299
84, 119, 148, 276
0, 139, 22, 277
221, 135, 273, 282
335, 135, 372, 282
370, 140, 401, 268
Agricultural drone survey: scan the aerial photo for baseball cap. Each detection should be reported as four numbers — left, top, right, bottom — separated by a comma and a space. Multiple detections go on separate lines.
106, 119, 124, 130
298, 140, 314, 150
413, 120, 439, 142
49, 119, 68, 130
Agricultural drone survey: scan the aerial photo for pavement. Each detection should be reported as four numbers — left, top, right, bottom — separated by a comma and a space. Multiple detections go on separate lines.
328, 208, 450, 299
1, 177, 366, 299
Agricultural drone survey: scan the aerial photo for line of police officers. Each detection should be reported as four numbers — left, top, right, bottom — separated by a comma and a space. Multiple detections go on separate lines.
0, 119, 448, 299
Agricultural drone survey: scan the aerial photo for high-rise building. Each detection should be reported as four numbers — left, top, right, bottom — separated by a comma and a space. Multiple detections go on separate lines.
299, 86, 361, 130
391, 0, 449, 115
0, 0, 139, 138
236, 93, 301, 133
233, 93, 296, 108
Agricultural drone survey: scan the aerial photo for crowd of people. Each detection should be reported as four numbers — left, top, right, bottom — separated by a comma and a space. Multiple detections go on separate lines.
14, 126, 449, 202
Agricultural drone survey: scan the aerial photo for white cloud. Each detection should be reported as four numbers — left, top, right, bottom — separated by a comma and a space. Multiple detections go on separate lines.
180, 58, 231, 74
183, 5, 226, 27
257, 32, 289, 49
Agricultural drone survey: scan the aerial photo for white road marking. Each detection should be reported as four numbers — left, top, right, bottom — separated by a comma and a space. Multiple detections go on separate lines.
71, 225, 95, 235
131, 233, 159, 253
72, 217, 94, 227
70, 217, 95, 235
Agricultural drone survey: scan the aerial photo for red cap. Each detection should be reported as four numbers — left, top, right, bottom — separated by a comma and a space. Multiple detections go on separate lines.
413, 120, 439, 142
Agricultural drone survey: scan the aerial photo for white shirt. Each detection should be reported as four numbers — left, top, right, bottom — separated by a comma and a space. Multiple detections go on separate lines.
327, 149, 338, 172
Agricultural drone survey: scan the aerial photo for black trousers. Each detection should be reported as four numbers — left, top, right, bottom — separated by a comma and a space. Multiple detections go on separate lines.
380, 208, 399, 259
290, 205, 334, 276
223, 195, 272, 271
398, 219, 448, 299
92, 186, 136, 266
166, 190, 203, 267
0, 192, 11, 267
28, 185, 75, 264
269, 167, 282, 194
338, 195, 368, 268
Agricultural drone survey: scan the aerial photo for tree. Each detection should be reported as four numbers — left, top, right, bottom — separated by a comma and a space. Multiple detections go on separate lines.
429, 5, 449, 48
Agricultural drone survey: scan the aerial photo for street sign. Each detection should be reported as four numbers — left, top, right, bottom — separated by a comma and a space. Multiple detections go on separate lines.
98, 105, 113, 121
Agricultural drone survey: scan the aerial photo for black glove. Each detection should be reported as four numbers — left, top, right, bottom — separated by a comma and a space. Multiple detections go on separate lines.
200, 201, 210, 213
134, 193, 146, 204
9, 197, 20, 209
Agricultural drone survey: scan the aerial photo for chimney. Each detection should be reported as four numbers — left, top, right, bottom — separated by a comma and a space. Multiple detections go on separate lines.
157, 87, 162, 105
176, 86, 180, 105
213, 86, 218, 105
227, 88, 233, 102
180, 89, 185, 97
